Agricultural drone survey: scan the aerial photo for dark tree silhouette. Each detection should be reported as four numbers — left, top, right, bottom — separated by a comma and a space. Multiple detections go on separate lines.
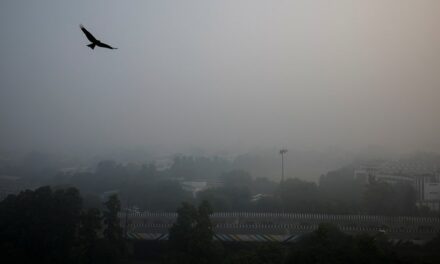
0, 186, 82, 264
101, 194, 126, 264
168, 201, 222, 264
103, 194, 123, 242
77, 208, 102, 264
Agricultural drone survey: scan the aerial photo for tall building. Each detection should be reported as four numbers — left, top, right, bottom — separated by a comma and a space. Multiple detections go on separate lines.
355, 162, 440, 211
415, 173, 440, 211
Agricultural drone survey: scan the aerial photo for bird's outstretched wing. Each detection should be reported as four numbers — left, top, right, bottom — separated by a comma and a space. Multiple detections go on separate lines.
80, 24, 97, 43
97, 42, 117, 49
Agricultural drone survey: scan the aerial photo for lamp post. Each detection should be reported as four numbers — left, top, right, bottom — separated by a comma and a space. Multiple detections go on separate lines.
279, 149, 288, 214
279, 149, 288, 183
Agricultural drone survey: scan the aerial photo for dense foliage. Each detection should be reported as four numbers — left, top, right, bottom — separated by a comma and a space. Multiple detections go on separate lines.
0, 186, 126, 264
167, 201, 222, 264
1, 188, 439, 264
1, 153, 436, 216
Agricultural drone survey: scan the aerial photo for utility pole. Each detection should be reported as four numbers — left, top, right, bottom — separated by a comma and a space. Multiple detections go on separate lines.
279, 149, 288, 183
279, 149, 288, 214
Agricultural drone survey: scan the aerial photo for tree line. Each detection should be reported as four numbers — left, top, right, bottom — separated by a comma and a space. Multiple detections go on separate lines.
1, 187, 439, 264
1, 156, 437, 216
0, 186, 125, 264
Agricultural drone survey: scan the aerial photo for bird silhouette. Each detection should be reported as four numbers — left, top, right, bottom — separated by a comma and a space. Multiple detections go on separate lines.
80, 24, 117, 50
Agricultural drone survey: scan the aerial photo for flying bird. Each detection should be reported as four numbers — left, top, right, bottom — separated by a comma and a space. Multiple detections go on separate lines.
80, 24, 117, 50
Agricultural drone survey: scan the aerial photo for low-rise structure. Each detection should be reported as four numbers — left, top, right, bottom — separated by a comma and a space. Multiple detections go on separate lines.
181, 181, 209, 197
181, 180, 223, 197
355, 162, 440, 211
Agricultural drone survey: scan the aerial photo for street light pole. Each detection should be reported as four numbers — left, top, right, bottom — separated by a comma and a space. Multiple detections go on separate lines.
279, 149, 288, 214
279, 149, 288, 183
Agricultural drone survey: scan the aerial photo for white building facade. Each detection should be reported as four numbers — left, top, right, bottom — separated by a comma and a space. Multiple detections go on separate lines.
355, 162, 440, 211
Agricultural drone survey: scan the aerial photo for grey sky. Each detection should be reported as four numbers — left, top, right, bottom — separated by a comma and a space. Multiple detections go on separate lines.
1, 1, 439, 154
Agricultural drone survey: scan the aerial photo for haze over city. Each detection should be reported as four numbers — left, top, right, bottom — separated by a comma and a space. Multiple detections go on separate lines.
2, 1, 440, 263
1, 0, 439, 156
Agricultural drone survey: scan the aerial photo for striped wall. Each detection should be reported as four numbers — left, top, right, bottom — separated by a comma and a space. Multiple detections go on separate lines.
126, 232, 302, 243
121, 212, 440, 242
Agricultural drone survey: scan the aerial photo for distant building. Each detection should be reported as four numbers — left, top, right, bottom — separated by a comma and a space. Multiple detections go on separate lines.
250, 193, 272, 202
153, 157, 173, 171
100, 190, 120, 201
355, 162, 440, 211
180, 180, 223, 197
415, 174, 440, 211
58, 166, 93, 175
354, 166, 380, 184
181, 181, 208, 197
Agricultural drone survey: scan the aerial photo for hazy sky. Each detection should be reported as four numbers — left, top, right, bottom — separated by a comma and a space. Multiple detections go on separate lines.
1, 1, 439, 154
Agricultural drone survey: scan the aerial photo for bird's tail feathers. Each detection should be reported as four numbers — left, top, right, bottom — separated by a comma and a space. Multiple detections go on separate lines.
87, 43, 96, 49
